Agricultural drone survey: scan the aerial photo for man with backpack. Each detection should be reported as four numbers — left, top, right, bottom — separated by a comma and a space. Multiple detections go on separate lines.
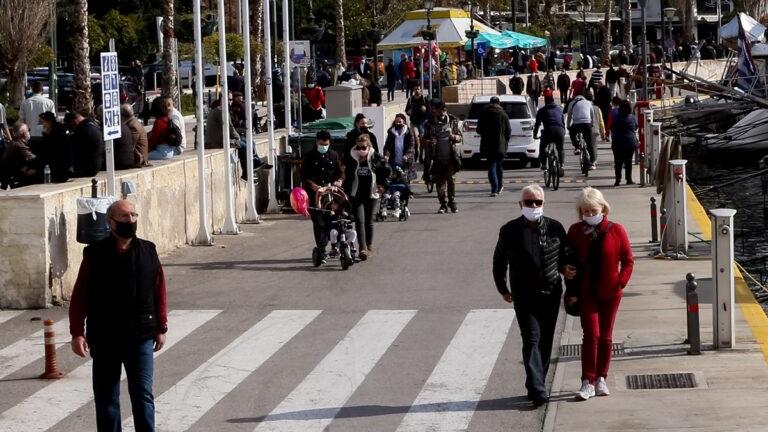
148, 97, 186, 160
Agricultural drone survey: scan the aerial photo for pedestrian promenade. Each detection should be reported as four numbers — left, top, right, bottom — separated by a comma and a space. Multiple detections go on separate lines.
544, 143, 768, 431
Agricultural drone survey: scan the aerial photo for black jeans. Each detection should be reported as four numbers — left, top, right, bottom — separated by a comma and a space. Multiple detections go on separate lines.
514, 294, 561, 397
310, 209, 331, 249
558, 88, 568, 104
352, 196, 378, 250
569, 123, 595, 164
612, 146, 635, 182
538, 127, 565, 167
237, 146, 264, 175
387, 82, 396, 101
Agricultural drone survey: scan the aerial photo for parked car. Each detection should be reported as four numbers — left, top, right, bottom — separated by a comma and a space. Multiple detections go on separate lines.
459, 95, 540, 167
178, 60, 218, 87
92, 80, 144, 116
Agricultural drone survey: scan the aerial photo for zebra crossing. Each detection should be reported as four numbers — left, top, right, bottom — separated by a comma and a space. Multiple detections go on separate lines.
0, 308, 522, 431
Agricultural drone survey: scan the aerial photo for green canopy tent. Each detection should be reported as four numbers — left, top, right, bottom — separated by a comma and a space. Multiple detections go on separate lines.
463, 33, 518, 50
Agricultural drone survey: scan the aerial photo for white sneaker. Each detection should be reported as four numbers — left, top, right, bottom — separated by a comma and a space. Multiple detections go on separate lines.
381, 210, 388, 218
595, 377, 610, 396
393, 208, 401, 219
576, 379, 595, 401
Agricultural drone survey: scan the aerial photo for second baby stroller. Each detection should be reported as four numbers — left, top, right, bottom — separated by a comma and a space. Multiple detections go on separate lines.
376, 165, 411, 222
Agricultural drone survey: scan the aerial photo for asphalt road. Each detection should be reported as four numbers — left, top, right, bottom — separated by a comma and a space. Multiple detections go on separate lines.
0, 156, 598, 432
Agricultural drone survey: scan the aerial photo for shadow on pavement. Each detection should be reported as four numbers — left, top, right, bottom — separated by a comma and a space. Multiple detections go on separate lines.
226, 396, 537, 424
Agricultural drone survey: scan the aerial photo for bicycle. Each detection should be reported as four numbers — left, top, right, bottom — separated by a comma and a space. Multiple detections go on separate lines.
575, 132, 591, 177
542, 141, 560, 191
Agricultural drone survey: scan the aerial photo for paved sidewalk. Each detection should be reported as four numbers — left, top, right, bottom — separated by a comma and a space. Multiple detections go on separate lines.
544, 143, 768, 431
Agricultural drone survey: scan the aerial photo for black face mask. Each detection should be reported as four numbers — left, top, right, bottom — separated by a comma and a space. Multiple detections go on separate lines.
113, 221, 137, 239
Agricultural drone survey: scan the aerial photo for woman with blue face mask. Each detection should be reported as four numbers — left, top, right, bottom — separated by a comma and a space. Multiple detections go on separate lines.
565, 187, 634, 402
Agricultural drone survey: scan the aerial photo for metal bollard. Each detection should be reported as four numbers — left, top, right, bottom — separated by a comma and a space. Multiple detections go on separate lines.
650, 197, 659, 243
40, 319, 64, 379
659, 207, 668, 239
685, 273, 701, 355
91, 178, 98, 198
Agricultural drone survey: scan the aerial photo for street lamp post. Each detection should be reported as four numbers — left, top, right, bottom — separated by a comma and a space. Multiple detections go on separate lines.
639, 0, 648, 100
577, 2, 591, 56
463, 1, 479, 73
663, 7, 676, 70
421, 0, 435, 99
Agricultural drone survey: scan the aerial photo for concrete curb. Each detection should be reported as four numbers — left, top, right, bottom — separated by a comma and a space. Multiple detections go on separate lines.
542, 313, 578, 432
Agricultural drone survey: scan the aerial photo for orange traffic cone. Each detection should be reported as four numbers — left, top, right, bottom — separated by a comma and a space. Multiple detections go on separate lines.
39, 319, 64, 379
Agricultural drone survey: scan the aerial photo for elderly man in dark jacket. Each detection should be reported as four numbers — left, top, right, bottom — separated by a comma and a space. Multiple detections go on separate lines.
493, 184, 574, 407
477, 96, 510, 196
65, 112, 104, 178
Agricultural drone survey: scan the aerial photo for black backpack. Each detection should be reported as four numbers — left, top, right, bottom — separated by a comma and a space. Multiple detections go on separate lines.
166, 119, 183, 147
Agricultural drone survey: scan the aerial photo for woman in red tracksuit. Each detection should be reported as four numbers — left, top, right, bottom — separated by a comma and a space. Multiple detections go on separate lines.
565, 187, 634, 401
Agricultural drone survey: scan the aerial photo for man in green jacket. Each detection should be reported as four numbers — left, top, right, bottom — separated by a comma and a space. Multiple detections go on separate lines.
477, 96, 511, 196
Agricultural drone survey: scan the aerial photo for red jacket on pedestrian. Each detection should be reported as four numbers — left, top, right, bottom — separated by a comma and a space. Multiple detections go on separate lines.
567, 217, 634, 300
528, 58, 539, 73
303, 86, 326, 110
148, 116, 170, 151
403, 61, 416, 79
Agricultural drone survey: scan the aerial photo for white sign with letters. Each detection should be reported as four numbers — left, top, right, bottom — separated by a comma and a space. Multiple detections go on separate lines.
100, 52, 121, 139
289, 40, 312, 67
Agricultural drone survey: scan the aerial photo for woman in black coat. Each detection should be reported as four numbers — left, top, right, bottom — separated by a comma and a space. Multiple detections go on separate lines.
344, 113, 379, 156
609, 100, 638, 186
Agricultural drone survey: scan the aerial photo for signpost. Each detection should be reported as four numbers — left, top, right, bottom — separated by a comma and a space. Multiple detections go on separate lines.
288, 40, 312, 68
100, 51, 120, 198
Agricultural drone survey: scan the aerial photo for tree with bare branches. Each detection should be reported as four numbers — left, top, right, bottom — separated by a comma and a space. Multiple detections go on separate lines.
162, 0, 178, 102
622, 0, 632, 50
73, 0, 92, 115
0, 0, 52, 107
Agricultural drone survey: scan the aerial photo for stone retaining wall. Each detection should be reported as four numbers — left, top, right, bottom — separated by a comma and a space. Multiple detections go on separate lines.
0, 134, 284, 309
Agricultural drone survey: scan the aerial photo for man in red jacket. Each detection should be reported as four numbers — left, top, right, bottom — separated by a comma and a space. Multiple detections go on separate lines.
70, 199, 168, 431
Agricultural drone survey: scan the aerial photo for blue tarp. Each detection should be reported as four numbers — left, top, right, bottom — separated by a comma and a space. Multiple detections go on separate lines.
463, 32, 518, 49
501, 31, 547, 49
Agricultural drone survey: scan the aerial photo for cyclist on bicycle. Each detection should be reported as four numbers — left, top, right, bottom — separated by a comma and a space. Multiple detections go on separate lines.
533, 90, 565, 171
566, 88, 598, 168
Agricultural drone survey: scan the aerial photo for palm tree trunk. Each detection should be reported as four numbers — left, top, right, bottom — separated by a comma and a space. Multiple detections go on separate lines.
162, 0, 178, 102
251, 0, 264, 101
622, 0, 632, 52
335, 0, 346, 67
73, 0, 92, 115
602, 0, 612, 66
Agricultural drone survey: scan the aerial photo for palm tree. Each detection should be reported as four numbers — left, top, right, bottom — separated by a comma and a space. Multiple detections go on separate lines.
335, 0, 347, 68
601, 0, 612, 65
161, 0, 178, 102
622, 0, 631, 53
250, 0, 264, 100
73, 0, 92, 115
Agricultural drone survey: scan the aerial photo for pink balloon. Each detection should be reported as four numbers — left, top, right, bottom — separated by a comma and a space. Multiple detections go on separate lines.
290, 187, 310, 217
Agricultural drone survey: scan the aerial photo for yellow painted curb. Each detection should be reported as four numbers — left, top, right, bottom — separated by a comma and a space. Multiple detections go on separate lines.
686, 184, 768, 363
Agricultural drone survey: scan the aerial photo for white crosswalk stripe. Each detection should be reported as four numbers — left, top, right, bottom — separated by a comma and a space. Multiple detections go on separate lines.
0, 310, 220, 432
253, 309, 418, 432
0, 319, 69, 381
396, 309, 517, 432
124, 310, 322, 432
0, 309, 522, 431
0, 310, 23, 325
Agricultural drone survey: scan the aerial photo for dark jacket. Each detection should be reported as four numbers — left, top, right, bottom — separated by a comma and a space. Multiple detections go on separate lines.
526, 75, 542, 98
533, 102, 566, 138
423, 114, 462, 171
510, 76, 525, 95
344, 128, 379, 156
40, 123, 73, 182
300, 147, 344, 203
557, 72, 571, 91
2, 138, 37, 182
477, 104, 511, 159
114, 122, 136, 170
566, 218, 634, 300
405, 95, 429, 124
204, 107, 240, 149
383, 126, 417, 181
71, 118, 105, 177
83, 236, 161, 345
610, 113, 639, 151
493, 215, 569, 300
367, 84, 382, 106
605, 67, 619, 84
342, 148, 386, 200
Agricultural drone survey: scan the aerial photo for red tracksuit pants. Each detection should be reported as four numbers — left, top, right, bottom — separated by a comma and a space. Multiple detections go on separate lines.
580, 292, 622, 382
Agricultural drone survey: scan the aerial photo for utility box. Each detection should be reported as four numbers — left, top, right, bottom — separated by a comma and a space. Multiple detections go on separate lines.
325, 85, 363, 118
710, 208, 737, 349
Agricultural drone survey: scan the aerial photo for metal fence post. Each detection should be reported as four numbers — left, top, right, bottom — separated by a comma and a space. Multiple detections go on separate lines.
649, 122, 661, 185
685, 272, 701, 355
650, 197, 658, 243
665, 159, 688, 256
710, 208, 737, 349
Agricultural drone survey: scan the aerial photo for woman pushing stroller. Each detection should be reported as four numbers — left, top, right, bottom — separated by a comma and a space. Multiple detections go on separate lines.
380, 114, 416, 221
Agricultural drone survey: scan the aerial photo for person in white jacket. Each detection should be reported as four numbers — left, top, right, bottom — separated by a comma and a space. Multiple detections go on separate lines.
19, 81, 56, 138
584, 92, 605, 169
566, 89, 598, 166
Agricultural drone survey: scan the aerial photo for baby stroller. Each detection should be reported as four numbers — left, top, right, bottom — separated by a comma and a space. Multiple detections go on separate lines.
376, 165, 411, 222
312, 186, 358, 270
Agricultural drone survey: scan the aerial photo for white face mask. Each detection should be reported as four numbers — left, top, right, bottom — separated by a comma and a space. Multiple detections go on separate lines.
584, 214, 604, 226
521, 206, 544, 221
353, 149, 369, 160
